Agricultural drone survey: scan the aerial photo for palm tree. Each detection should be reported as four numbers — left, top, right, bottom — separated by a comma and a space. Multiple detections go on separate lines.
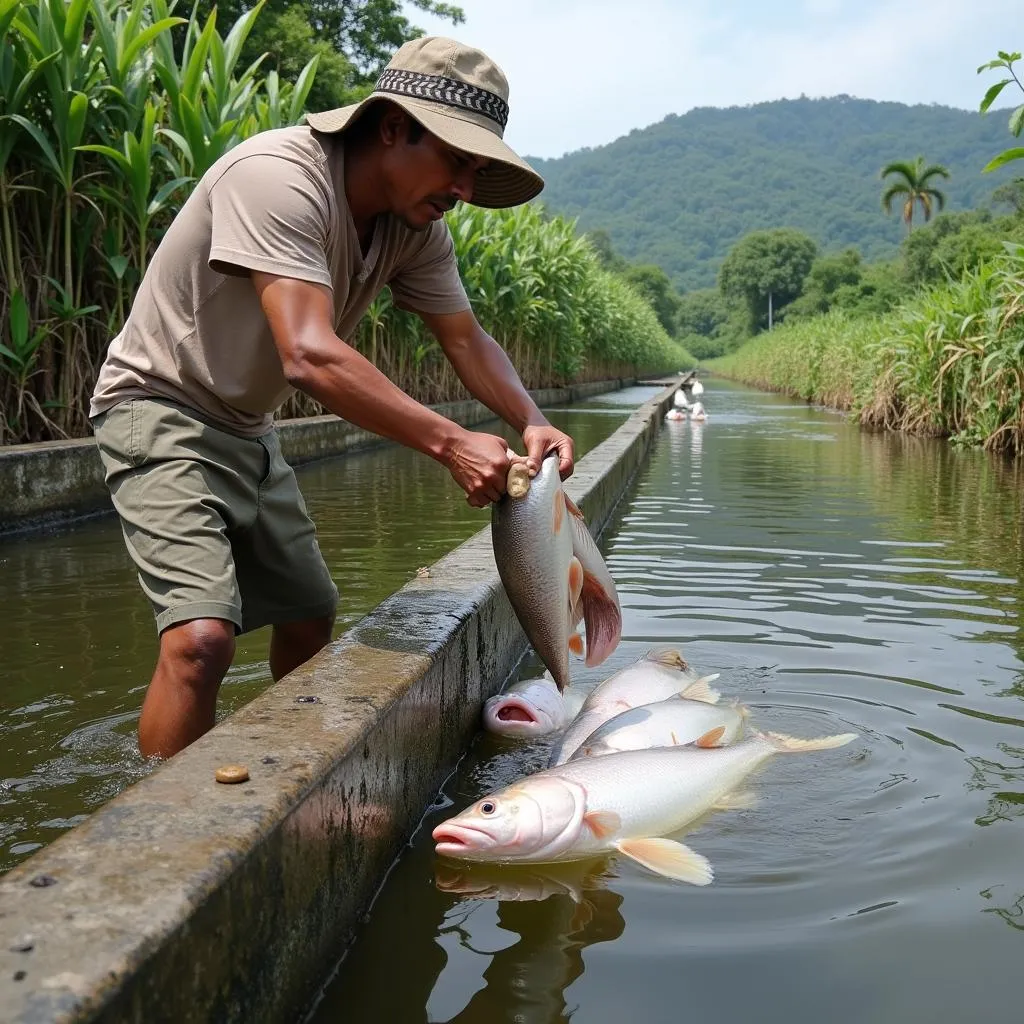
880, 157, 951, 232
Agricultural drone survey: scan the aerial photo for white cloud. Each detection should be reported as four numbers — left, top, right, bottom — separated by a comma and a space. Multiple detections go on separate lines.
402, 0, 1021, 158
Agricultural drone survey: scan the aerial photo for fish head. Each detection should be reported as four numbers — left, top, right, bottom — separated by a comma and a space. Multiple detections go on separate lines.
482, 687, 564, 737
432, 775, 588, 862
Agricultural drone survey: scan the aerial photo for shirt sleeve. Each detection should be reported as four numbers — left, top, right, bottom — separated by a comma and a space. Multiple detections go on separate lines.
388, 220, 471, 316
206, 153, 333, 288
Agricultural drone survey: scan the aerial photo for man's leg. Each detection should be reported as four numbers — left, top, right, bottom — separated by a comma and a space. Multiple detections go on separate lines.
269, 615, 334, 681
138, 618, 237, 759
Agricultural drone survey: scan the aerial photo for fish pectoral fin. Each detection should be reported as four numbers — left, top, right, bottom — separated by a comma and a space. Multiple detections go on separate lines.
584, 810, 621, 840
563, 493, 586, 522
695, 725, 727, 748
645, 647, 689, 671
679, 673, 722, 705
568, 556, 584, 608
615, 838, 713, 886
713, 790, 758, 811
569, 632, 585, 656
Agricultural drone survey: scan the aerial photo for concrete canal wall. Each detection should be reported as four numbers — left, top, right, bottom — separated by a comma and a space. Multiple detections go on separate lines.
0, 378, 681, 1024
0, 379, 628, 537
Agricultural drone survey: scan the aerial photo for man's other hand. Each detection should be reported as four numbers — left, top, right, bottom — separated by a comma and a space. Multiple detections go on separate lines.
445, 429, 527, 508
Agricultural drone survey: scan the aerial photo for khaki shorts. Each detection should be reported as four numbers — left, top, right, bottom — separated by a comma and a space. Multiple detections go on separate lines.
92, 398, 338, 634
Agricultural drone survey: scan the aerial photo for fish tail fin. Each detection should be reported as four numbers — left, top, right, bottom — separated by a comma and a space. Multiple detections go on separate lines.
679, 673, 722, 705
582, 573, 622, 667
760, 730, 858, 753
644, 647, 689, 671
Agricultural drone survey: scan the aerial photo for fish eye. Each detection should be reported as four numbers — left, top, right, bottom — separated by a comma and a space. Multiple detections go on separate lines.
480, 801, 496, 815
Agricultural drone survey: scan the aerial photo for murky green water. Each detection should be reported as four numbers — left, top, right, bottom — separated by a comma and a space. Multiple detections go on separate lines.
0, 397, 634, 874
308, 380, 1024, 1024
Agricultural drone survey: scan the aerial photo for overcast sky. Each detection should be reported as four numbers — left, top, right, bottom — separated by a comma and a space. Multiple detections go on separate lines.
402, 0, 1022, 159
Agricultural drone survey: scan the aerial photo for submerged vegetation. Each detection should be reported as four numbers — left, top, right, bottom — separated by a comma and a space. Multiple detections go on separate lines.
0, 0, 687, 445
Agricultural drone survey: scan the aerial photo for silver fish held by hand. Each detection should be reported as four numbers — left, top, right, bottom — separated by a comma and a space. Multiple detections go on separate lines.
571, 695, 749, 759
491, 455, 621, 690
432, 729, 858, 885
483, 673, 587, 738
548, 647, 721, 767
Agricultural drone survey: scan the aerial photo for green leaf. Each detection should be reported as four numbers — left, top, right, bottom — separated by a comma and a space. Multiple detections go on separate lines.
983, 147, 1024, 173
5, 113, 63, 179
147, 175, 192, 216
1009, 104, 1024, 139
183, 13, 217, 102
66, 91, 90, 154
107, 254, 130, 280
8, 288, 28, 349
288, 54, 320, 124
119, 17, 187, 78
979, 79, 1011, 114
61, 0, 90, 57
0, 0, 23, 40
75, 142, 131, 171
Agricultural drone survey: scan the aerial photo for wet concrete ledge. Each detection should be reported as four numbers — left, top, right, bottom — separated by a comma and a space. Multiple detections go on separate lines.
0, 378, 682, 1024
0, 378, 629, 537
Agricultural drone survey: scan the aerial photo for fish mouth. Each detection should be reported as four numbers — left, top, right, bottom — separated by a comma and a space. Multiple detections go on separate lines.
432, 822, 494, 856
495, 697, 540, 724
484, 696, 549, 733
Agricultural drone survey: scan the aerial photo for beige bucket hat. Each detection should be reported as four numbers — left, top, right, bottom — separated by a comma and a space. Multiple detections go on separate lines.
305, 36, 544, 209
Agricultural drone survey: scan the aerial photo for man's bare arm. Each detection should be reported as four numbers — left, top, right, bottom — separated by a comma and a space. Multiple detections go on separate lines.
417, 307, 575, 478
253, 273, 520, 506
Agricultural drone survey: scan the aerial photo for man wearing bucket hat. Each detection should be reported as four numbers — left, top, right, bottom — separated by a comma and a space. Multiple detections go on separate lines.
89, 36, 575, 759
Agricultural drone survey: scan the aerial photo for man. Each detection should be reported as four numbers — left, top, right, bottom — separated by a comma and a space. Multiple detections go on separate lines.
89, 36, 575, 760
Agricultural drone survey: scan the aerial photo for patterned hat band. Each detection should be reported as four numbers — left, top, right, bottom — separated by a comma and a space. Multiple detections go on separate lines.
374, 68, 509, 132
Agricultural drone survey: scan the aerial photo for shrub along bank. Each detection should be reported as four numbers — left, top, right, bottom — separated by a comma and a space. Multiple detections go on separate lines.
709, 245, 1024, 455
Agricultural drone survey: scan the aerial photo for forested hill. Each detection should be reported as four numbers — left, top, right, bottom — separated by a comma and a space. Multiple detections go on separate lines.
527, 96, 1017, 291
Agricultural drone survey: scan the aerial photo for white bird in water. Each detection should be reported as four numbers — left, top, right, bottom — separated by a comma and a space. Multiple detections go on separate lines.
690, 379, 704, 396
690, 401, 708, 422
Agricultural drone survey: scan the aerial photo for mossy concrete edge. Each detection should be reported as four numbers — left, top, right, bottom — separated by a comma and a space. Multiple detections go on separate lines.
0, 378, 630, 537
0, 379, 681, 1024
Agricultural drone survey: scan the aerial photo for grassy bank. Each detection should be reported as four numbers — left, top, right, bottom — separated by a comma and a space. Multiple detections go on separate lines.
708, 246, 1024, 456
0, 0, 690, 445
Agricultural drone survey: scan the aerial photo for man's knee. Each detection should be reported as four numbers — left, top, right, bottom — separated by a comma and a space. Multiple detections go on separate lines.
275, 614, 333, 644
159, 618, 236, 686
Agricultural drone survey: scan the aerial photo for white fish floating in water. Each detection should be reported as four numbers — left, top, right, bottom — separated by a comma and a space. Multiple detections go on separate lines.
483, 673, 587, 738
571, 695, 748, 759
491, 455, 622, 689
548, 647, 721, 767
432, 729, 858, 885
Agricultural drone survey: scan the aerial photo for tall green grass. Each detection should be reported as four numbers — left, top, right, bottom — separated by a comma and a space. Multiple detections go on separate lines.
710, 247, 1024, 455
0, 0, 689, 444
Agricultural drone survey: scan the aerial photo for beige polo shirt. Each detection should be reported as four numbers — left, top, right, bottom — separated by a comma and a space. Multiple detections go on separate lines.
90, 125, 470, 436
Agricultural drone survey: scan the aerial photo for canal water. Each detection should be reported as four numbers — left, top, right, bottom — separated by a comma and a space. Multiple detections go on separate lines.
0, 394, 636, 874
307, 380, 1024, 1024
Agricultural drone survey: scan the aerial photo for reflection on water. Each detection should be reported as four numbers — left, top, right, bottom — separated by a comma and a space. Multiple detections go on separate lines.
309, 381, 1024, 1024
0, 396, 639, 873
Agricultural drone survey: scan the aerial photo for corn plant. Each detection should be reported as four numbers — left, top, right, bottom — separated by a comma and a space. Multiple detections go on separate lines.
1, 0, 688, 445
